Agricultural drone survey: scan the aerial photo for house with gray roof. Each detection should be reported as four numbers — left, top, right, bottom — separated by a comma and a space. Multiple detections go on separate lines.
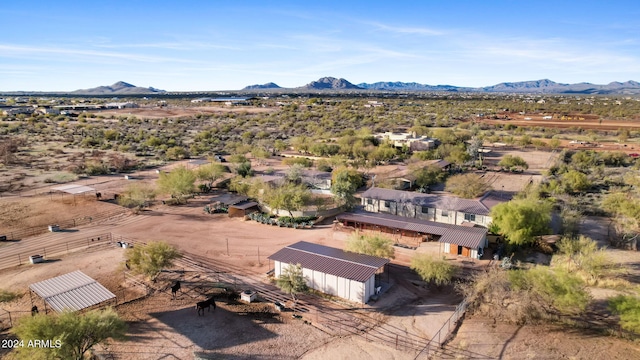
268, 241, 389, 303
361, 187, 508, 227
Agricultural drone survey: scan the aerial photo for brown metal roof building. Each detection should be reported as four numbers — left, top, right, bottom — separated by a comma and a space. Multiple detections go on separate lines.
268, 241, 389, 303
337, 211, 488, 259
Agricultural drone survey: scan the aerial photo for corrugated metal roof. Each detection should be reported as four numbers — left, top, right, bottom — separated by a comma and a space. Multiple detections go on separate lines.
268, 241, 389, 283
51, 184, 96, 195
229, 201, 259, 210
337, 211, 487, 249
29, 270, 116, 312
361, 187, 508, 216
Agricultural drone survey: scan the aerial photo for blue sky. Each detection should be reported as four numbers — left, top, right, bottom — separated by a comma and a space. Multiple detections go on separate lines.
1, 1, 639, 91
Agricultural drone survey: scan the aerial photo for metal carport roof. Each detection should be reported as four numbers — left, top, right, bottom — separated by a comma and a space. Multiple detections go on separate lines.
29, 270, 116, 312
51, 184, 96, 195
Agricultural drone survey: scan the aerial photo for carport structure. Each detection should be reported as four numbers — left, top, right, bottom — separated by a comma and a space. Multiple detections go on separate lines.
50, 184, 96, 204
29, 270, 116, 314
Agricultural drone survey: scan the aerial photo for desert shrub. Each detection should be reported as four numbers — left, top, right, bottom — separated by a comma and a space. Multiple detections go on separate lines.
346, 232, 395, 259
0, 289, 19, 302
410, 254, 457, 286
608, 295, 640, 334
282, 157, 313, 167
85, 161, 109, 175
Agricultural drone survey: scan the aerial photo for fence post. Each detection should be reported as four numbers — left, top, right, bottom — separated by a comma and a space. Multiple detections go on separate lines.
18, 254, 21, 265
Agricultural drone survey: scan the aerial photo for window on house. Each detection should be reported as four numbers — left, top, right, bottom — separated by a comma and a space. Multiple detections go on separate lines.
384, 201, 390, 208
421, 206, 429, 214
441, 210, 448, 217
464, 213, 476, 222
367, 199, 373, 205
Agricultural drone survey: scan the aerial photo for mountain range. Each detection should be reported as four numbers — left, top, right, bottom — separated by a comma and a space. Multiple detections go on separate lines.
241, 77, 640, 94
7, 78, 640, 95
72, 81, 165, 95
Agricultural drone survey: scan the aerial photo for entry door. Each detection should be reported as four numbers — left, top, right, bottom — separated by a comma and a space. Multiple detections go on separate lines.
461, 247, 470, 257
450, 244, 458, 255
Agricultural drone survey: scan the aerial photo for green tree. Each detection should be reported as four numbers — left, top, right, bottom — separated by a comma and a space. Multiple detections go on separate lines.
275, 263, 308, 315
125, 241, 181, 280
410, 254, 458, 286
490, 198, 552, 246
412, 164, 446, 190
12, 308, 127, 360
445, 173, 490, 198
157, 166, 196, 203
498, 154, 529, 172
608, 295, 640, 334
117, 182, 156, 209
509, 267, 590, 315
195, 162, 227, 188
330, 166, 364, 209
264, 183, 311, 217
555, 236, 612, 283
345, 232, 395, 259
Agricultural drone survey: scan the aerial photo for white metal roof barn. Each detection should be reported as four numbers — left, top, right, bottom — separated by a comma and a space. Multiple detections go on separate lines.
29, 270, 116, 312
50, 184, 96, 195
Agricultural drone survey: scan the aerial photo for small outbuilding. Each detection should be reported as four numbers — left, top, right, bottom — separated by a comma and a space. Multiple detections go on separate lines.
268, 241, 389, 304
228, 201, 259, 218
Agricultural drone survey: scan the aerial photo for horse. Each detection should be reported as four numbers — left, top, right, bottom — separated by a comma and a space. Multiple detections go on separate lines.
171, 281, 181, 299
196, 297, 216, 316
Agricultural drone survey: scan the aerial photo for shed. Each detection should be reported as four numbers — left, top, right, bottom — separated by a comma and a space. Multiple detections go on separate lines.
228, 201, 259, 218
268, 241, 389, 303
29, 270, 116, 313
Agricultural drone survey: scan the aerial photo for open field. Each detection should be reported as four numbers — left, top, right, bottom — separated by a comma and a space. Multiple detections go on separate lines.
94, 105, 277, 119
480, 112, 640, 130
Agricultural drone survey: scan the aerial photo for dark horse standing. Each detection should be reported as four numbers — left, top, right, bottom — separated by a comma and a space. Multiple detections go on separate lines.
196, 297, 216, 316
170, 281, 181, 299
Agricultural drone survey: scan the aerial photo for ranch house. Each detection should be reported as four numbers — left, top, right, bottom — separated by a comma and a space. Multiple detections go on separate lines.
268, 241, 389, 304
361, 187, 508, 227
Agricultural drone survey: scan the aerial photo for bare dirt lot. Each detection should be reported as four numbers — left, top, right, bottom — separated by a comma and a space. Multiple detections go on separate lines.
480, 113, 640, 130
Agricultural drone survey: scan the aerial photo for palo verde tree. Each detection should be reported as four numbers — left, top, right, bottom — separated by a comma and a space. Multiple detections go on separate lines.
345, 232, 395, 259
410, 254, 458, 287
275, 263, 308, 316
157, 166, 196, 204
490, 198, 552, 246
117, 182, 156, 210
330, 166, 364, 209
608, 295, 640, 334
498, 154, 529, 172
195, 162, 227, 189
125, 241, 181, 280
444, 173, 491, 199
12, 307, 127, 360
264, 182, 311, 217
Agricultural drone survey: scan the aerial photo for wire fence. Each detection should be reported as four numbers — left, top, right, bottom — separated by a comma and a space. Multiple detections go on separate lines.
0, 207, 126, 241
414, 299, 468, 359
0, 232, 113, 270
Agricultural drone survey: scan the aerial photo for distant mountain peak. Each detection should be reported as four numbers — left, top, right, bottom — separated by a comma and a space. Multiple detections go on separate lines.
242, 82, 282, 90
301, 77, 362, 90
72, 82, 164, 95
